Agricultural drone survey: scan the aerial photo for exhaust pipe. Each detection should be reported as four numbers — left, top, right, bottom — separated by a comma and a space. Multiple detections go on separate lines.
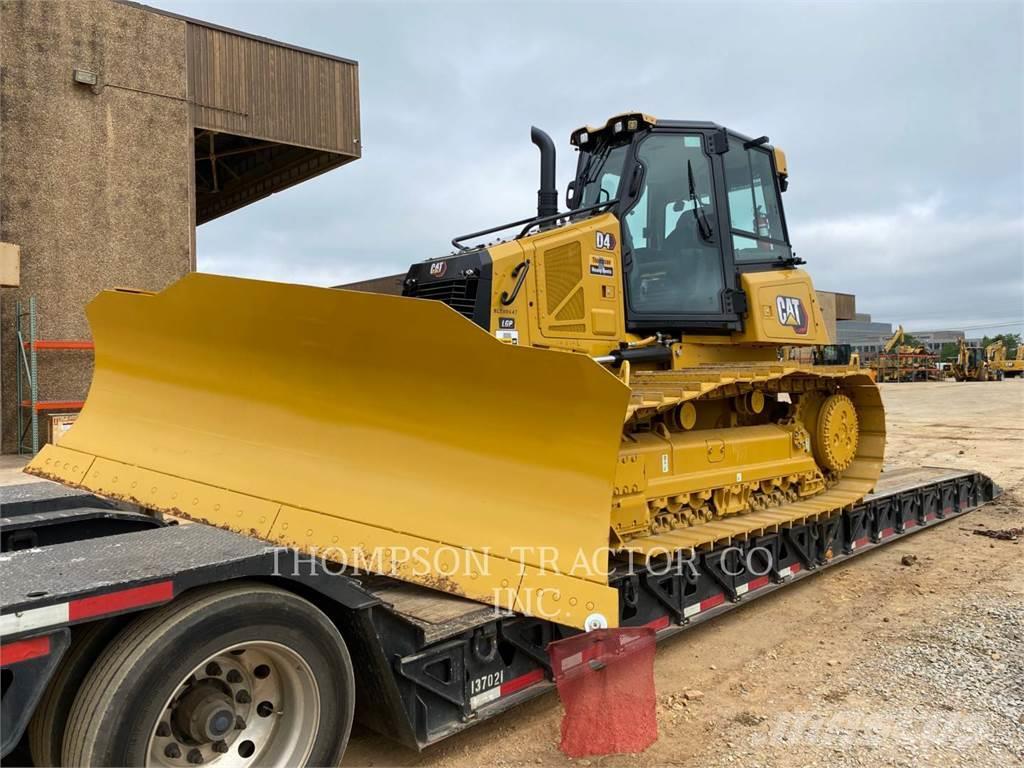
531, 126, 558, 219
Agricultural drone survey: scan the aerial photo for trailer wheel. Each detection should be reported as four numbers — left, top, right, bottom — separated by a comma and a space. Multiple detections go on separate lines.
27, 619, 122, 766
62, 582, 354, 767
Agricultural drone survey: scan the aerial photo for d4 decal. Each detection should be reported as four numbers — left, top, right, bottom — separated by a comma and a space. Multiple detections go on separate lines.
595, 231, 616, 251
776, 296, 809, 334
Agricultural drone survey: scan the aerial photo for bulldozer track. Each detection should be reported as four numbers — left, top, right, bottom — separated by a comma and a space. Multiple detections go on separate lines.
618, 365, 885, 557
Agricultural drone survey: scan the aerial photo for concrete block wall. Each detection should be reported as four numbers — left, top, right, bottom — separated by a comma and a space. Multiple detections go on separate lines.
0, 0, 194, 452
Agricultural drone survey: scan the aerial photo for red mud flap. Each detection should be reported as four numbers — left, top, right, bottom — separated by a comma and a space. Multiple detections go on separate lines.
549, 628, 658, 757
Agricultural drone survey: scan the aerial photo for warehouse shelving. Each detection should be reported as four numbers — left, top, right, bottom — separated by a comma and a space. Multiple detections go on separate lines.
16, 298, 94, 455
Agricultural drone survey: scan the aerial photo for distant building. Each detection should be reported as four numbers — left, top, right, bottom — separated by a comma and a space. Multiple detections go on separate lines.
815, 291, 856, 343
836, 314, 975, 361
1, 0, 361, 453
835, 313, 894, 361
904, 330, 966, 354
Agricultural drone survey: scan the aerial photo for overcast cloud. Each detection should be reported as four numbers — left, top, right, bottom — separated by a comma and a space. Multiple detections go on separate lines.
160, 0, 1024, 335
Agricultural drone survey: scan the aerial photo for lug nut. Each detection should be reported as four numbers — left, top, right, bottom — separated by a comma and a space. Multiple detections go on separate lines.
187, 747, 204, 764
235, 690, 251, 704
226, 669, 243, 683
235, 715, 247, 730
164, 743, 181, 759
212, 740, 229, 754
205, 662, 222, 677
156, 721, 171, 737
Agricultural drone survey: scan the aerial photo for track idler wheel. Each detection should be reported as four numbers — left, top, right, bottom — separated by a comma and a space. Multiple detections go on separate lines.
814, 393, 860, 472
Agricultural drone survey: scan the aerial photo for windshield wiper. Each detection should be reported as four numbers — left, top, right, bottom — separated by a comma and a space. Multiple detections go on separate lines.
577, 144, 614, 204
687, 159, 714, 242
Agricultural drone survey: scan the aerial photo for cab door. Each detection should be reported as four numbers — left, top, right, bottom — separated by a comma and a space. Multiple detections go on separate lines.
617, 128, 742, 333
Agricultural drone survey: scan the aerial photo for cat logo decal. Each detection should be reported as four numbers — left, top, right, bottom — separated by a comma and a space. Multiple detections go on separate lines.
776, 296, 809, 334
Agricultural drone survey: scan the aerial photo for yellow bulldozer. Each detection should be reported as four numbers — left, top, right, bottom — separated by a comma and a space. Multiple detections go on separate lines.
29, 113, 883, 631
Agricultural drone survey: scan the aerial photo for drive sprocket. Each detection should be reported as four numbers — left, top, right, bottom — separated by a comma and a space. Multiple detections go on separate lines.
814, 393, 860, 472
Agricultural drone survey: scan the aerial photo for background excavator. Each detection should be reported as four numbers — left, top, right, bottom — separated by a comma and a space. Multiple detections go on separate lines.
985, 339, 1023, 379
881, 325, 927, 356
29, 113, 883, 631
873, 324, 938, 382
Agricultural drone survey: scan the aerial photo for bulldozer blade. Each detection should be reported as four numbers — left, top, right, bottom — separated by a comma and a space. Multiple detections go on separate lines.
27, 273, 629, 630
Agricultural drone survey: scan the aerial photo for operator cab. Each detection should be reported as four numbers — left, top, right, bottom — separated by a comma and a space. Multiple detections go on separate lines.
567, 114, 794, 334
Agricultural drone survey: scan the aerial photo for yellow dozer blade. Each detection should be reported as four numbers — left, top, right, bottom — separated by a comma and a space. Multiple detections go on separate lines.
28, 274, 630, 629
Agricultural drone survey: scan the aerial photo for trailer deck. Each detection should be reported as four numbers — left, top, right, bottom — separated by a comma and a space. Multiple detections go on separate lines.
0, 466, 1001, 760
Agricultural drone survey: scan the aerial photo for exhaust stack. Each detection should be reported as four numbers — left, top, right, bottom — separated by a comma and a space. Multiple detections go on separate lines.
531, 126, 558, 219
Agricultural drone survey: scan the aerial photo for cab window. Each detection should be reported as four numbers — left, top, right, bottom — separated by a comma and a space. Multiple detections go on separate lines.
579, 143, 629, 207
723, 139, 792, 262
621, 134, 724, 315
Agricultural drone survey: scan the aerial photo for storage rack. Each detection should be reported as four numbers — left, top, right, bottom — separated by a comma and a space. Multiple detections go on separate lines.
16, 298, 94, 455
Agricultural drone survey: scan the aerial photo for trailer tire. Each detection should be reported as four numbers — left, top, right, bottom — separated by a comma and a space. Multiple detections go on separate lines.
27, 619, 122, 766
61, 582, 354, 767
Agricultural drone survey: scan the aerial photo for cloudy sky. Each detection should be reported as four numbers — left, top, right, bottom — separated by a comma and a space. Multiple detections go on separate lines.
161, 0, 1024, 335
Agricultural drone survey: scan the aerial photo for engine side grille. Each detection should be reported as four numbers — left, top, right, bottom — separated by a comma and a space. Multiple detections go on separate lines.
543, 242, 583, 316
410, 277, 480, 320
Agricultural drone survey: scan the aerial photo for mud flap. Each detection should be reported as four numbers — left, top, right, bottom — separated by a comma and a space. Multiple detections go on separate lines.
549, 628, 658, 757
27, 274, 629, 630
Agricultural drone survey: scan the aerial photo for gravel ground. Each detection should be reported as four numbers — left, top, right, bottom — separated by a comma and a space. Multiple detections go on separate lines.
696, 587, 1024, 768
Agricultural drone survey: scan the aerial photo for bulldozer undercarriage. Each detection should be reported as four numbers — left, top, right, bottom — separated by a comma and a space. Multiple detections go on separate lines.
612, 364, 884, 556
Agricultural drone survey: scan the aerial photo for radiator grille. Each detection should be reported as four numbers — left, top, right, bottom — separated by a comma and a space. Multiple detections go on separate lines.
410, 277, 479, 320
544, 243, 583, 316
555, 287, 586, 321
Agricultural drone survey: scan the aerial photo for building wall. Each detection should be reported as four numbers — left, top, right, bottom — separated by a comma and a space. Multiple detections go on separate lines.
908, 329, 966, 354
0, 0, 193, 452
836, 314, 895, 362
815, 291, 838, 342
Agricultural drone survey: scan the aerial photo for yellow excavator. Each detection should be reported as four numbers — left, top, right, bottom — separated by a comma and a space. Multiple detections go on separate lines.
874, 324, 937, 382
1000, 344, 1024, 378
28, 114, 883, 631
881, 325, 928, 356
986, 339, 1022, 378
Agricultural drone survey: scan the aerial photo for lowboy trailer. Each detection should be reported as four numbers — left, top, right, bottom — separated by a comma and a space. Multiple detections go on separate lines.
0, 466, 998, 766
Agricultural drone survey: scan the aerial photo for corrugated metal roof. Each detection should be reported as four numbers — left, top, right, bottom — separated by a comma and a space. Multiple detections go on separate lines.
116, 1, 357, 64
186, 22, 360, 155
113, 1, 361, 223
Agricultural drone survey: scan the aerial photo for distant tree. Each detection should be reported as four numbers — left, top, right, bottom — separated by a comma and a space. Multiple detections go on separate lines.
940, 342, 959, 362
982, 333, 1020, 355
902, 332, 923, 348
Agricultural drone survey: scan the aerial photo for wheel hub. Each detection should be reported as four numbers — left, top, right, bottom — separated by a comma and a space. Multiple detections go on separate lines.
148, 641, 319, 767
174, 683, 235, 743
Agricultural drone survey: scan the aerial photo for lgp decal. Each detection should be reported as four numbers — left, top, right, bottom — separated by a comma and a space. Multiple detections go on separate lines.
499, 317, 516, 330
428, 261, 448, 278
776, 296, 809, 334
595, 231, 616, 250
589, 254, 615, 277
